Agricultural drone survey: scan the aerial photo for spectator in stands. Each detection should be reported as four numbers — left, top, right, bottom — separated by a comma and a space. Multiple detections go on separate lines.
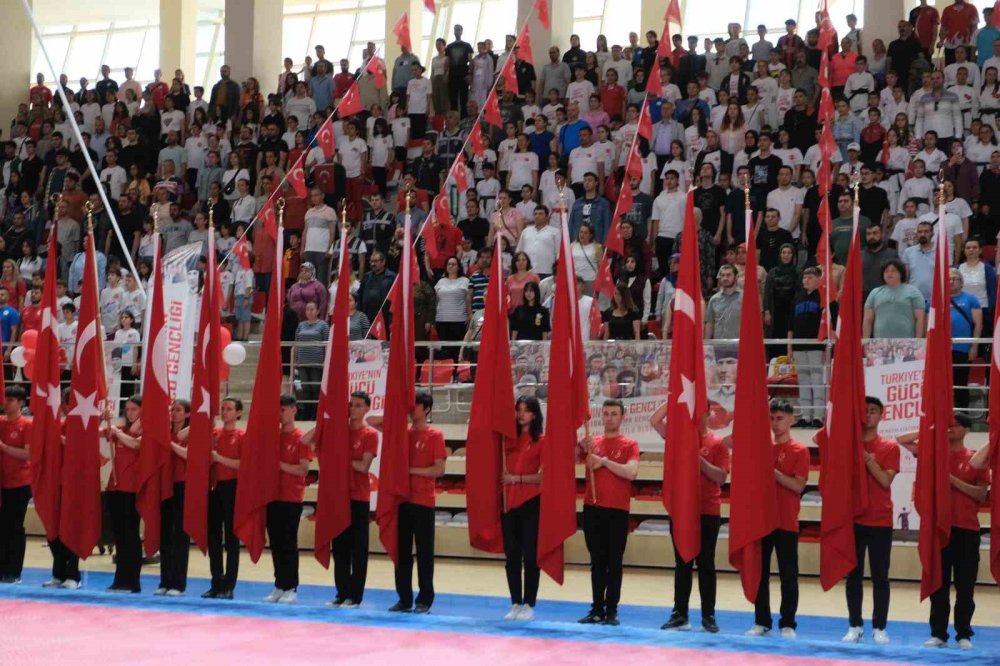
517, 207, 560, 280
509, 281, 550, 341
863, 259, 926, 339
287, 262, 328, 323
948, 268, 981, 410
604, 283, 641, 341
902, 221, 936, 302
357, 250, 395, 324
705, 264, 742, 340
294, 301, 329, 420
861, 225, 899, 301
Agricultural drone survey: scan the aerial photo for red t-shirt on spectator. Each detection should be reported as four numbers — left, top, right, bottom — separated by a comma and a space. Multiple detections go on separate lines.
20, 303, 41, 333
0, 415, 32, 488
699, 433, 730, 516
914, 6, 940, 52
408, 426, 447, 507
950, 447, 989, 531
349, 425, 380, 502
830, 52, 857, 87
940, 3, 977, 44
149, 82, 169, 110
277, 427, 313, 503
213, 426, 243, 483
856, 436, 900, 528
583, 434, 640, 512
504, 432, 544, 510
599, 84, 626, 119
774, 439, 810, 533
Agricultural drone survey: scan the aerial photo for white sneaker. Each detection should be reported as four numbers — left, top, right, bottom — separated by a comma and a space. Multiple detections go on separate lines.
263, 587, 283, 603
516, 605, 534, 621
277, 589, 297, 604
842, 627, 863, 643
503, 604, 522, 620
164, 589, 183, 597
41, 578, 63, 588
61, 580, 80, 590
154, 587, 168, 596
745, 624, 770, 637
340, 599, 358, 609
780, 628, 797, 639
872, 629, 889, 645
957, 638, 973, 650
923, 637, 946, 648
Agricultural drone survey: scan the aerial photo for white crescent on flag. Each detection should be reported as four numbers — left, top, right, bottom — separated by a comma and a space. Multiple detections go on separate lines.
673, 288, 696, 324
75, 320, 97, 371
152, 325, 171, 395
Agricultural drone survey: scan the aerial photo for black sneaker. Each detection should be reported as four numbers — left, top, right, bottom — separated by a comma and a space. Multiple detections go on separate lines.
603, 612, 620, 626
702, 615, 719, 633
201, 589, 218, 599
216, 589, 234, 600
811, 419, 824, 429
793, 419, 809, 428
578, 611, 605, 624
661, 611, 691, 630
413, 604, 431, 614
388, 602, 412, 612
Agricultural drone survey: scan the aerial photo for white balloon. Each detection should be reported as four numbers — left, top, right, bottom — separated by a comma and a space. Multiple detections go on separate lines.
222, 342, 247, 366
10, 346, 26, 368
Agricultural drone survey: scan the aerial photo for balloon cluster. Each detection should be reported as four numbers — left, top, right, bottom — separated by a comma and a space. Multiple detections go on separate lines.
9, 330, 65, 380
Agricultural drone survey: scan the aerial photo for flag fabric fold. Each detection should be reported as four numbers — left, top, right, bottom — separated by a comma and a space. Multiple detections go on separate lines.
466, 240, 516, 553
317, 117, 337, 159
484, 91, 502, 127
533, 0, 550, 29
392, 13, 412, 52
662, 191, 707, 564
515, 27, 533, 65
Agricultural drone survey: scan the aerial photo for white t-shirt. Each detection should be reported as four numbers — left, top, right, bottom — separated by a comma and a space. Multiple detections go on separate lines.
651, 190, 687, 238
184, 135, 208, 170
507, 152, 539, 191
406, 77, 432, 114
58, 320, 77, 368
304, 204, 337, 253
286, 96, 317, 127
338, 136, 368, 178
99, 165, 128, 200
161, 109, 185, 136
568, 145, 601, 184
369, 135, 394, 168
766, 186, 804, 238
516, 224, 561, 276
566, 80, 595, 110
390, 117, 411, 147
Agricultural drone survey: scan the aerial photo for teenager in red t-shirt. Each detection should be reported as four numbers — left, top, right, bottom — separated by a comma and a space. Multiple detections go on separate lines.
500, 396, 546, 621
0, 386, 32, 583
899, 412, 990, 649
43, 392, 80, 589
103, 395, 143, 593
651, 405, 729, 633
264, 394, 314, 604
157, 400, 191, 596
306, 391, 378, 608
577, 399, 640, 626
748, 399, 810, 638
204, 396, 245, 599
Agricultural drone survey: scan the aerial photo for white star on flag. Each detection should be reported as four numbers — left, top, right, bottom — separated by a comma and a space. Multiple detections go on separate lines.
196, 388, 211, 417
68, 390, 102, 429
37, 383, 61, 419
673, 288, 696, 324
678, 373, 696, 419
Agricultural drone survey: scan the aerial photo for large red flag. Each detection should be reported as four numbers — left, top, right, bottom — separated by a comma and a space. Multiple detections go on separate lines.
423, 0, 436, 13
604, 185, 630, 256
466, 240, 516, 553
538, 207, 590, 584
647, 57, 662, 98
184, 225, 222, 554
990, 293, 1000, 583
592, 252, 615, 299
317, 116, 337, 159
59, 226, 106, 558
234, 224, 285, 562
484, 91, 503, 127
915, 193, 955, 600
515, 27, 534, 65
367, 57, 387, 89
29, 221, 63, 541
818, 196, 869, 590
664, 0, 682, 26
469, 121, 486, 157
287, 165, 308, 199
314, 228, 354, 568
136, 232, 174, 556
392, 13, 412, 52
499, 57, 518, 95
534, 0, 550, 29
662, 192, 707, 563
728, 199, 779, 602
375, 208, 417, 565
339, 84, 364, 118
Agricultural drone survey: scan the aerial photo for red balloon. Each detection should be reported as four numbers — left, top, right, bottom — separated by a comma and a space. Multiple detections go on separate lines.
24, 347, 36, 363
220, 325, 232, 350
20, 330, 38, 349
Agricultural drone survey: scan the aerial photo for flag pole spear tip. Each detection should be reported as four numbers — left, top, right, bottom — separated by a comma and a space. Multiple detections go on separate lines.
208, 204, 214, 230
85, 200, 94, 233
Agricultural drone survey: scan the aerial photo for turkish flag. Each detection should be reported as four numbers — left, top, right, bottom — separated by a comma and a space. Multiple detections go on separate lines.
452, 154, 470, 192
367, 57, 386, 89
638, 101, 653, 140
815, 194, 832, 341
183, 228, 222, 554
818, 50, 830, 88
664, 0, 682, 25
317, 116, 337, 159
469, 121, 486, 157
727, 205, 779, 602
605, 186, 630, 256
28, 219, 63, 541
467, 241, 516, 553
370, 310, 387, 341
990, 283, 1000, 583
515, 27, 534, 65
625, 143, 643, 184
234, 236, 251, 269
818, 204, 869, 590
534, 0, 550, 29
392, 12, 412, 52
314, 234, 354, 568
499, 56, 518, 95
662, 192, 707, 563
647, 57, 662, 98
375, 210, 417, 566
338, 83, 364, 117
421, 195, 450, 263
915, 200, 955, 600
234, 229, 285, 562
484, 91, 502, 127
287, 165, 308, 199
538, 208, 590, 584
424, 0, 436, 13
592, 252, 615, 299
59, 228, 106, 559
136, 234, 174, 556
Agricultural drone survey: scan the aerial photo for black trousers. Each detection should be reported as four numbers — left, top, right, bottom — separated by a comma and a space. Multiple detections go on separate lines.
754, 529, 800, 630
298, 366, 323, 420
332, 500, 371, 603
845, 524, 892, 630
409, 113, 428, 141
159, 482, 190, 591
435, 321, 467, 361
266, 501, 302, 591
0, 485, 31, 579
107, 491, 142, 591
582, 504, 629, 615
929, 528, 981, 642
372, 166, 387, 197
655, 237, 675, 278
672, 514, 722, 617
952, 350, 971, 410
394, 502, 435, 607
208, 479, 240, 592
502, 495, 541, 606
448, 75, 468, 117
48, 539, 80, 583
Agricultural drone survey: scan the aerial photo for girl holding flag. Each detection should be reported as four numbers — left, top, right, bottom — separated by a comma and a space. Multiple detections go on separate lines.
103, 395, 143, 593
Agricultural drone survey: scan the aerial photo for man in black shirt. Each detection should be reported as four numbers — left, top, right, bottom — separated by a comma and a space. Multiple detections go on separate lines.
257, 122, 289, 171
18, 141, 44, 196
446, 25, 474, 117
757, 208, 794, 271
457, 199, 490, 252
410, 139, 446, 194
622, 177, 653, 241
858, 164, 890, 230
361, 193, 397, 257
562, 34, 587, 71
748, 134, 784, 211
783, 90, 819, 154
514, 49, 537, 98
694, 166, 728, 242
887, 21, 922, 92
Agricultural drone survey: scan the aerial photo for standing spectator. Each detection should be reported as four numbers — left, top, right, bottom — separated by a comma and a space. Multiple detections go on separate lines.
357, 251, 395, 324
287, 263, 329, 323
902, 221, 936, 302
957, 238, 996, 331
763, 244, 798, 345
756, 209, 794, 272
391, 46, 420, 99
939, 0, 978, 66
506, 252, 540, 312
301, 188, 336, 286
209, 66, 241, 123
446, 25, 474, 117
861, 225, 899, 302
433, 256, 469, 357
294, 301, 329, 420
705, 265, 742, 340
509, 282, 550, 341
863, 260, 926, 339
948, 268, 981, 410
517, 207, 560, 280
788, 267, 825, 427
603, 284, 641, 340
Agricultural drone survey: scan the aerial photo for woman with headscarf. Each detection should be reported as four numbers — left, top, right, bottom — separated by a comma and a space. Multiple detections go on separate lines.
618, 255, 651, 323
763, 243, 799, 359
287, 262, 328, 322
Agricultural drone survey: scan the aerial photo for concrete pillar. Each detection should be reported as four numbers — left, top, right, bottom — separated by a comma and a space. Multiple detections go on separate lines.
516, 0, 574, 61
864, 0, 909, 48
0, 0, 32, 127
160, 0, 198, 81
224, 0, 284, 84
384, 0, 424, 75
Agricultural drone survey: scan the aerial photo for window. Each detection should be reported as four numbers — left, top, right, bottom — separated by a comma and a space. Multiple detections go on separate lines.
571, 0, 641, 51
283, 0, 388, 71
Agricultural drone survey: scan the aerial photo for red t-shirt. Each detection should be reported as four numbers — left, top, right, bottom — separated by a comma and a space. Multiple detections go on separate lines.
171, 431, 186, 483
349, 425, 380, 502
940, 3, 977, 43
408, 427, 447, 508
0, 416, 32, 488
395, 188, 430, 213
950, 447, 989, 531
699, 433, 730, 516
830, 51, 857, 87
19, 304, 42, 333
504, 432, 544, 510
856, 436, 900, 528
149, 82, 169, 110
774, 439, 810, 533
599, 84, 626, 118
584, 435, 640, 512
277, 428, 313, 503
213, 426, 243, 483
914, 6, 940, 51
107, 422, 140, 493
